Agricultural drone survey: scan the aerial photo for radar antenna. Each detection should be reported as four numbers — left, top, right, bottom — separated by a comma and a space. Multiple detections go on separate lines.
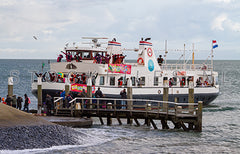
82, 37, 108, 48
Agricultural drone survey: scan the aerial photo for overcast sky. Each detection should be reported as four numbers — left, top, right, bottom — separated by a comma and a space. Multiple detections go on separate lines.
0, 0, 239, 60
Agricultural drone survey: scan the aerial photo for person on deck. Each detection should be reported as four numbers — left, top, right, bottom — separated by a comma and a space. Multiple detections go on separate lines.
57, 54, 63, 62
157, 55, 164, 66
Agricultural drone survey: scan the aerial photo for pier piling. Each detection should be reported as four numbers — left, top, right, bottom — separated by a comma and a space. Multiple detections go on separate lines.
8, 77, 13, 97
163, 79, 169, 112
37, 77, 42, 114
188, 81, 194, 113
53, 97, 203, 132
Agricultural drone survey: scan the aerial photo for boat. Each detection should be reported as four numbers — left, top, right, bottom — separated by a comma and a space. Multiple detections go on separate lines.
31, 37, 219, 105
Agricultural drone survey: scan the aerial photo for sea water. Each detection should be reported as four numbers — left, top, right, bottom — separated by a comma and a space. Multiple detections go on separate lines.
0, 60, 239, 153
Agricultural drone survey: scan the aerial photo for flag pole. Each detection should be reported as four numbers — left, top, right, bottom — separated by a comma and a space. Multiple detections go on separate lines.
211, 40, 213, 71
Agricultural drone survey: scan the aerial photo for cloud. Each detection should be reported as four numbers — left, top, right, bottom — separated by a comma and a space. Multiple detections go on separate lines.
227, 20, 240, 32
211, 13, 240, 32
0, 48, 36, 53
204, 0, 233, 3
211, 14, 228, 31
0, 0, 17, 6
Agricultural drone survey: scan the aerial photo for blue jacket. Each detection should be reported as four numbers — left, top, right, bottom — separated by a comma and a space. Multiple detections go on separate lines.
60, 91, 65, 100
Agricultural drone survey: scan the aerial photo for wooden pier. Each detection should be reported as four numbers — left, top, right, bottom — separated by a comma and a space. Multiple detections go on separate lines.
7, 76, 202, 132
53, 97, 203, 132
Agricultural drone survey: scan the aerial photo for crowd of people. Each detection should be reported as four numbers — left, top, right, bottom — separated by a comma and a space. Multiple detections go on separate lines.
0, 94, 31, 112
58, 87, 128, 109
56, 50, 126, 65
196, 78, 212, 87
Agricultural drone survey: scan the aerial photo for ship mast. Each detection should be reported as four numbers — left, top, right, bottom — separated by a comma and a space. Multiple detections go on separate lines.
184, 44, 186, 69
211, 41, 213, 71
164, 40, 168, 65
192, 43, 194, 66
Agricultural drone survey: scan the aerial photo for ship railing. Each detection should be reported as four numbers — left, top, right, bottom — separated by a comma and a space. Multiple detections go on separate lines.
55, 97, 202, 117
162, 64, 213, 71
54, 97, 64, 114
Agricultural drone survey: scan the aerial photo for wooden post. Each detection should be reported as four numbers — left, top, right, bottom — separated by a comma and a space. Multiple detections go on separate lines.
65, 84, 70, 96
107, 103, 112, 125
8, 77, 13, 97
99, 117, 104, 125
127, 79, 133, 110
145, 118, 150, 126
161, 119, 169, 129
117, 116, 122, 125
65, 83, 70, 109
150, 119, 158, 129
188, 81, 194, 113
127, 79, 133, 123
87, 76, 92, 109
163, 79, 169, 112
127, 117, 133, 125
37, 77, 42, 114
127, 87, 133, 110
134, 118, 140, 126
196, 101, 203, 132
107, 114, 112, 126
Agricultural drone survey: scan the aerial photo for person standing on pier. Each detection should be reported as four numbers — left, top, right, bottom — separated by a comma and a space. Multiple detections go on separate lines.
23, 94, 30, 112
45, 94, 53, 115
12, 95, 17, 108
17, 96, 23, 110
5, 95, 13, 106
95, 87, 103, 98
95, 87, 103, 108
60, 89, 66, 108
120, 89, 127, 109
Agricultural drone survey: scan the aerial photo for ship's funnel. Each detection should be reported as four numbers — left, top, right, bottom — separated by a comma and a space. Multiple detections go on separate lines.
107, 40, 122, 55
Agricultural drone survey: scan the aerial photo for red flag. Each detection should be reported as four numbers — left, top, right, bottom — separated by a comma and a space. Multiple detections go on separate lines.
212, 40, 217, 43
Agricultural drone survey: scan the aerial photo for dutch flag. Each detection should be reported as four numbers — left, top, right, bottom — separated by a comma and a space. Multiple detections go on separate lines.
212, 40, 218, 49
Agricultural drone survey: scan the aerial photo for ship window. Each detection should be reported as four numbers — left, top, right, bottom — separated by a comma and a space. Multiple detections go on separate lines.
123, 76, 127, 85
172, 77, 177, 85
154, 77, 158, 86
110, 76, 115, 86
100, 76, 105, 85
139, 77, 145, 86
82, 51, 91, 59
131, 77, 136, 86
163, 77, 168, 81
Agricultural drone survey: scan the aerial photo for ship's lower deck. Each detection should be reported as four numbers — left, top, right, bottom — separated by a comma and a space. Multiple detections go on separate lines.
32, 87, 219, 106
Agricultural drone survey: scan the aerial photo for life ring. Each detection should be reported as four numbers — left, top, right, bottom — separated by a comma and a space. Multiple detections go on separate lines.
137, 57, 144, 65
147, 48, 153, 57
158, 90, 161, 94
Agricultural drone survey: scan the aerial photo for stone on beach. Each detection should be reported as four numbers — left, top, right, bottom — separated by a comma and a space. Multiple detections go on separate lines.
0, 104, 83, 150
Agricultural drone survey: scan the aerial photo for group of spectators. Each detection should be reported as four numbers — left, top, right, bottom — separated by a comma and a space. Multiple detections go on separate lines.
0, 94, 31, 112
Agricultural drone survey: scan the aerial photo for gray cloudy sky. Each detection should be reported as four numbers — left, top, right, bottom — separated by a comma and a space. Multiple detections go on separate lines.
0, 0, 239, 60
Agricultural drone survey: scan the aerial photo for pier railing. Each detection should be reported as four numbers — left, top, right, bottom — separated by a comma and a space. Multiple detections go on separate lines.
53, 97, 203, 132
162, 63, 212, 71
54, 97, 201, 117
